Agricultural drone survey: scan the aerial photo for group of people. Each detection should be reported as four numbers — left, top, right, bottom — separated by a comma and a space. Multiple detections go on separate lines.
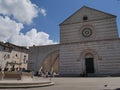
34, 71, 56, 78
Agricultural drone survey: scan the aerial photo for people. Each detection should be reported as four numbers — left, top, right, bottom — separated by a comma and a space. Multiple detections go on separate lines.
35, 70, 56, 78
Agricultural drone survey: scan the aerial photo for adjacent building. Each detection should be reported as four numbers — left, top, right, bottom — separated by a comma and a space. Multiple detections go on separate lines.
0, 42, 28, 71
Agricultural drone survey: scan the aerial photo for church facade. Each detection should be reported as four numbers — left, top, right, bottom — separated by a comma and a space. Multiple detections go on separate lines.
28, 6, 120, 76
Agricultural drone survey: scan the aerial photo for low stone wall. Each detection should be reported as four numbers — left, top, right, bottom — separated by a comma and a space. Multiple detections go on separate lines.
4, 72, 21, 80
0, 72, 33, 80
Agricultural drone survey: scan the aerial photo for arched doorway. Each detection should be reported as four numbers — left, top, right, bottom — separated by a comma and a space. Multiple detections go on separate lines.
85, 53, 94, 73
80, 49, 101, 75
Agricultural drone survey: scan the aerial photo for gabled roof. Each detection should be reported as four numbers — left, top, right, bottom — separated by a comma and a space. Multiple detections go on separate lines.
60, 6, 116, 26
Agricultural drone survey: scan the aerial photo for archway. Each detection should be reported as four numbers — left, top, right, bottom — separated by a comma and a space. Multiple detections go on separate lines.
39, 50, 59, 75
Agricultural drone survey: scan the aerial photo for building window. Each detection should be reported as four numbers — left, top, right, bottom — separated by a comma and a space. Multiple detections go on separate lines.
82, 28, 92, 37
7, 54, 10, 58
23, 55, 27, 64
16, 54, 18, 57
79, 25, 95, 39
83, 16, 88, 21
3, 47, 6, 50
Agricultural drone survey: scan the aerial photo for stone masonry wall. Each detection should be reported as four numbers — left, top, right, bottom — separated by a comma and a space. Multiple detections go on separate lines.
28, 44, 59, 72
60, 39, 120, 76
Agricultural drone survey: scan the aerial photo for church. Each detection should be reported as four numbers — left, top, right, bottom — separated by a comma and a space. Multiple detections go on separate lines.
28, 6, 120, 76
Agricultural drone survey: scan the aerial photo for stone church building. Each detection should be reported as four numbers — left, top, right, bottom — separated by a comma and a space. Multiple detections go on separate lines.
28, 6, 120, 76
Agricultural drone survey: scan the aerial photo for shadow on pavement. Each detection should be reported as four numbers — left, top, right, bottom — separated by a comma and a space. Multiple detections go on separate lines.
115, 88, 120, 90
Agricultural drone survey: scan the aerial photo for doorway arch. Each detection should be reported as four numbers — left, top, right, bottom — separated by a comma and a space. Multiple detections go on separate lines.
80, 49, 100, 74
85, 53, 94, 73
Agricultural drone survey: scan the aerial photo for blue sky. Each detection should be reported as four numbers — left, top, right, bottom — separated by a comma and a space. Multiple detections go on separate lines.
0, 0, 120, 46
31, 0, 120, 42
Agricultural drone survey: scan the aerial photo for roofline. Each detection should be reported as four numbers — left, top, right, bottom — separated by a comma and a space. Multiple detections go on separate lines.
29, 44, 59, 48
0, 41, 28, 50
59, 5, 116, 26
84, 6, 116, 17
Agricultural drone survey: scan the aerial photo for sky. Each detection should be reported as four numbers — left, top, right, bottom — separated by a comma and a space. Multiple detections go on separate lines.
0, 0, 120, 47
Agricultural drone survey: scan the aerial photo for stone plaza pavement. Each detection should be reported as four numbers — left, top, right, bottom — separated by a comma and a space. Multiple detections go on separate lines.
1, 77, 120, 90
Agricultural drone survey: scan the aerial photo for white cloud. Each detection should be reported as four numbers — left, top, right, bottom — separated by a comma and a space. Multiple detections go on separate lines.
0, 16, 57, 46
39, 8, 47, 16
0, 16, 24, 42
0, 0, 56, 47
9, 28, 57, 47
0, 0, 38, 24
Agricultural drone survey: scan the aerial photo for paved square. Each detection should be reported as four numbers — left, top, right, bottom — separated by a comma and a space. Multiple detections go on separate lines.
1, 77, 120, 90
